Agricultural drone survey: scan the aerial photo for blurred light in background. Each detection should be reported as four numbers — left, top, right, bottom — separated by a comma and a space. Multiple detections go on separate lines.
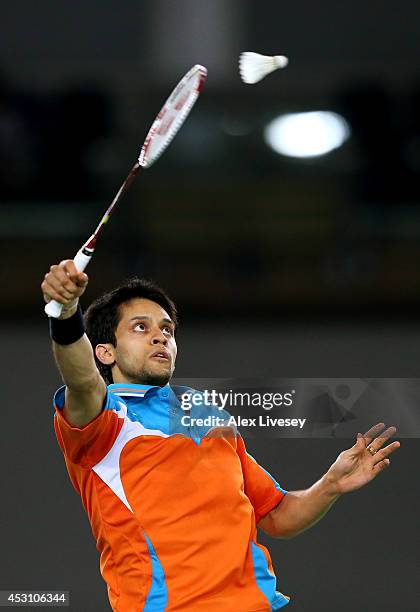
264, 111, 351, 158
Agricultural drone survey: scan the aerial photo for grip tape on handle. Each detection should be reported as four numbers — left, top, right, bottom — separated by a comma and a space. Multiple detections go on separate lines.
44, 250, 92, 318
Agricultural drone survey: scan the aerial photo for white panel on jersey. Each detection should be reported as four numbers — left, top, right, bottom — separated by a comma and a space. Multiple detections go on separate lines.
92, 413, 168, 512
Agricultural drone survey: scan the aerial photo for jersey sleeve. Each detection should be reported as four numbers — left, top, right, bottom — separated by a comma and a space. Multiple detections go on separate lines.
236, 435, 287, 523
53, 385, 126, 469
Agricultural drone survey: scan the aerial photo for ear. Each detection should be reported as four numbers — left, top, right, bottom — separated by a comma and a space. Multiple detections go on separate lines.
95, 343, 116, 366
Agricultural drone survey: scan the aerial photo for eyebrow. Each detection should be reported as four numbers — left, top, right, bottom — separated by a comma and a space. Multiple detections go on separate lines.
128, 315, 174, 326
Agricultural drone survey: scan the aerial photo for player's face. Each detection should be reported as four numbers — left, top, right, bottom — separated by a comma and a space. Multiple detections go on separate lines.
111, 298, 177, 386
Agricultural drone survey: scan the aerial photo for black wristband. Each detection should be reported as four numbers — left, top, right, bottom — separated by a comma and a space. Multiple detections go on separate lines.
49, 305, 85, 345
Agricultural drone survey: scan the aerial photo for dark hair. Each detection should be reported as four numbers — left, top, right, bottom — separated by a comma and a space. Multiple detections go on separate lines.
84, 277, 178, 385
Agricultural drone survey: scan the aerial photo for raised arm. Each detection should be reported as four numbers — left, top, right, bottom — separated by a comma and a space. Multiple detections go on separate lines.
41, 260, 107, 427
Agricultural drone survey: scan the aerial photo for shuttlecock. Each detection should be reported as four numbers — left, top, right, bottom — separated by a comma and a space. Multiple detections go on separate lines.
239, 52, 289, 84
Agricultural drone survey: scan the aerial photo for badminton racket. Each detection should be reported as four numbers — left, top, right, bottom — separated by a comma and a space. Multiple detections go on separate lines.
45, 64, 207, 318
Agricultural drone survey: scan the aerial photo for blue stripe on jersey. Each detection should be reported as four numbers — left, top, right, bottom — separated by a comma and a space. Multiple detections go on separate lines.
247, 453, 288, 495
143, 532, 168, 611
250, 542, 290, 610
53, 386, 66, 410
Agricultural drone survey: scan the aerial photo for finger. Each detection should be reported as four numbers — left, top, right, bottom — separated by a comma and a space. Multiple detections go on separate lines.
42, 289, 53, 305
46, 270, 80, 300
41, 276, 67, 304
41, 283, 68, 304
373, 440, 400, 464
355, 433, 367, 450
60, 261, 88, 290
372, 457, 391, 475
362, 423, 386, 446
56, 267, 88, 293
59, 259, 86, 284
60, 259, 77, 275
368, 426, 397, 453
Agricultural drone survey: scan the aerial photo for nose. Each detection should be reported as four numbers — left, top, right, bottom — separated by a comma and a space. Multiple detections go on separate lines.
151, 328, 168, 345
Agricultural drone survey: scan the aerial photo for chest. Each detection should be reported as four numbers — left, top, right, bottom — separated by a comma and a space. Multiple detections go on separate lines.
119, 434, 247, 521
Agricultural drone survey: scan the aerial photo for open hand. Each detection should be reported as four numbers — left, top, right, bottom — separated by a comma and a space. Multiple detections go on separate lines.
327, 423, 400, 495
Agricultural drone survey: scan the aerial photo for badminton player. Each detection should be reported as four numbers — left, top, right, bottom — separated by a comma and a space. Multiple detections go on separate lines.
42, 260, 400, 612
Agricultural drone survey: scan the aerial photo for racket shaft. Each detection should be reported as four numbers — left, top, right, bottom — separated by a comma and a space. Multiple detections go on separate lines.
44, 165, 140, 320
93, 162, 141, 238
44, 248, 93, 319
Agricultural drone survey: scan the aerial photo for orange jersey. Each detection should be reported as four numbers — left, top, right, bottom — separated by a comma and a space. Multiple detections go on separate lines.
54, 383, 290, 611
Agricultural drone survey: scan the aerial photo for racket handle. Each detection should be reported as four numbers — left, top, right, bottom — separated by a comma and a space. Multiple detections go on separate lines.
73, 249, 92, 272
44, 249, 93, 318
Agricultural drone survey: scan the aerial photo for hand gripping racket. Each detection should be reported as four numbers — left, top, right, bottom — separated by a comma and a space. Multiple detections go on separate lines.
45, 64, 207, 318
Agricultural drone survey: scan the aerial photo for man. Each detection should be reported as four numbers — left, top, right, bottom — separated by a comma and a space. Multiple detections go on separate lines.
42, 260, 400, 612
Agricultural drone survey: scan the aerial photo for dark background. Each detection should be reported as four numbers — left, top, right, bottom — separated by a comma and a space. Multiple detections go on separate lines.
1, 1, 420, 610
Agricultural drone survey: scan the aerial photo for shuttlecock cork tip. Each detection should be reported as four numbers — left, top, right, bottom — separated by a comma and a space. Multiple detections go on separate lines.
273, 55, 288, 69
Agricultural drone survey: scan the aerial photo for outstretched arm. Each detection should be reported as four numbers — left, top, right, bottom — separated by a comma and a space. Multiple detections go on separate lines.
259, 423, 400, 539
42, 260, 107, 427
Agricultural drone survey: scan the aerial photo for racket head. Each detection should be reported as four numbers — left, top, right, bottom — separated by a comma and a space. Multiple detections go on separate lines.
139, 64, 207, 168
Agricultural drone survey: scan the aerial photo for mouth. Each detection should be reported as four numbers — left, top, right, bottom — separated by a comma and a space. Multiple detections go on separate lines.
150, 350, 170, 363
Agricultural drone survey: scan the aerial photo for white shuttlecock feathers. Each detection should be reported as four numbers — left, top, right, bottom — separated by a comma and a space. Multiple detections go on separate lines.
239, 52, 289, 84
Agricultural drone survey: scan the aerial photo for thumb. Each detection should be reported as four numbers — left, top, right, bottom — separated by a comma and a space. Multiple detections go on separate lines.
76, 272, 89, 287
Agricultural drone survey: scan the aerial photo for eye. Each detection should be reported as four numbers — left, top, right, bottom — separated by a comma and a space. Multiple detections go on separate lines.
162, 326, 172, 335
134, 323, 146, 332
